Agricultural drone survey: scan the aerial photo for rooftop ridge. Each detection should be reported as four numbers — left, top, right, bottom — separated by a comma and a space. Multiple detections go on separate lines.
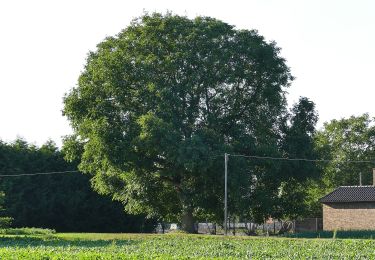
320, 185, 375, 203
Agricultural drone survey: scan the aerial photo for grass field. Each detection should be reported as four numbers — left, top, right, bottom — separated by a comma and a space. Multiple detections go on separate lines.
1, 232, 375, 259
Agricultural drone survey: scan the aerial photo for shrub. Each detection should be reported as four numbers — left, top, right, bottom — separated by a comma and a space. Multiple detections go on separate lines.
166, 229, 190, 235
0, 217, 13, 229
0, 227, 56, 235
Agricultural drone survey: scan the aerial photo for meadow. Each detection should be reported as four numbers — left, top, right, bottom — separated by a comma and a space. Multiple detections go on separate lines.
1, 232, 375, 259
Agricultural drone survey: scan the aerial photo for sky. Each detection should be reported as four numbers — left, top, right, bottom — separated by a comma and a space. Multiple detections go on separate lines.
0, 0, 374, 147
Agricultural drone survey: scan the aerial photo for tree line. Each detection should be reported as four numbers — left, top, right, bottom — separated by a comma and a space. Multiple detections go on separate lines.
1, 114, 373, 232
0, 139, 156, 232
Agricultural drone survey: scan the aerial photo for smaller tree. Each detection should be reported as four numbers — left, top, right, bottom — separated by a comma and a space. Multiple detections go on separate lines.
300, 114, 375, 218
315, 114, 375, 188
278, 97, 320, 219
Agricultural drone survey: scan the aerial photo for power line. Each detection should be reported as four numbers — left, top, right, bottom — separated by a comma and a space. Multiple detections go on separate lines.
228, 154, 375, 164
0, 170, 80, 178
0, 153, 372, 178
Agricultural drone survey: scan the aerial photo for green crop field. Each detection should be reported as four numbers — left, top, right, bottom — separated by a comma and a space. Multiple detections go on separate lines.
1, 233, 375, 259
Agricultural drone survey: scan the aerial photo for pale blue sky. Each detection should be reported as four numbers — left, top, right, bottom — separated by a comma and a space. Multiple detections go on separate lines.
0, 0, 374, 146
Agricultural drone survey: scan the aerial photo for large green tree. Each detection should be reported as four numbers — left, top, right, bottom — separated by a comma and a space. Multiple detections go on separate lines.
63, 13, 293, 232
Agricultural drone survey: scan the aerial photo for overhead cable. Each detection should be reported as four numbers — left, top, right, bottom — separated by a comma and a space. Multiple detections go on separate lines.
228, 154, 374, 164
0, 170, 80, 177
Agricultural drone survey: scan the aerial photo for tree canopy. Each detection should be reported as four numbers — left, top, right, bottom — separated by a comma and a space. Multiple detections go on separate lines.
276, 97, 319, 219
63, 13, 300, 232
315, 114, 375, 188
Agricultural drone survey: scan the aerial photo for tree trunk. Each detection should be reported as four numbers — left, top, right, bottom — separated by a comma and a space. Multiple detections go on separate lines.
176, 182, 197, 233
161, 222, 165, 234
181, 208, 196, 233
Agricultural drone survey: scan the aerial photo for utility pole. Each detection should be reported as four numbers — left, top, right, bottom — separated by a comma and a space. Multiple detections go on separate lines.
224, 153, 228, 236
359, 172, 362, 186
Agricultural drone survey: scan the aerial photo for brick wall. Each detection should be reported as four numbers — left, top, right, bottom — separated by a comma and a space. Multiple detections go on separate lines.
323, 202, 375, 230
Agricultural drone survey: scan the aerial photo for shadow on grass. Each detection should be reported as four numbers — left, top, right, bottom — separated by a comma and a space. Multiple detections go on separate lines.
0, 235, 140, 248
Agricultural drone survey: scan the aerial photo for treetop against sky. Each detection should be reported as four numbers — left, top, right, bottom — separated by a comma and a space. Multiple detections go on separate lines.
0, 0, 374, 146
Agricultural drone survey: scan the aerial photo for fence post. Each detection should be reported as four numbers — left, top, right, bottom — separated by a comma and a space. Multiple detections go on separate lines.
262, 220, 265, 233
273, 221, 276, 234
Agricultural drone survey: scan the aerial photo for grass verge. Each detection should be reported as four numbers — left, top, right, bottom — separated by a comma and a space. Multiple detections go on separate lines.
1, 232, 375, 259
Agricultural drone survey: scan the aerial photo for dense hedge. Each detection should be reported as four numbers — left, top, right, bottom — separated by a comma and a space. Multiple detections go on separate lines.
0, 139, 156, 232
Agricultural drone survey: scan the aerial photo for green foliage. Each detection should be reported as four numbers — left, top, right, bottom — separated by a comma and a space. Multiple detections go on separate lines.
296, 114, 375, 218
0, 227, 56, 235
0, 192, 12, 228
277, 97, 320, 219
1, 233, 375, 258
0, 138, 156, 232
315, 114, 375, 188
0, 218, 12, 229
63, 12, 295, 229
333, 229, 337, 239
165, 229, 190, 235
